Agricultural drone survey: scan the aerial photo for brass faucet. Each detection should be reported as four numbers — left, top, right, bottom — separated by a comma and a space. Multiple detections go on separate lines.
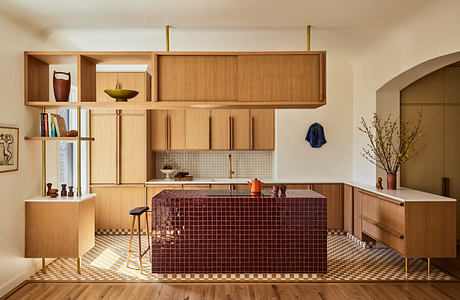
228, 154, 235, 178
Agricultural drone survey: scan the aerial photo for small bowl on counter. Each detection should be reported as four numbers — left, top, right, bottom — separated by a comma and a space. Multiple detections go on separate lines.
160, 169, 176, 181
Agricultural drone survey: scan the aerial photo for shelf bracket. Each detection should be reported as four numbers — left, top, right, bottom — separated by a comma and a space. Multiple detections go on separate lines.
41, 107, 47, 197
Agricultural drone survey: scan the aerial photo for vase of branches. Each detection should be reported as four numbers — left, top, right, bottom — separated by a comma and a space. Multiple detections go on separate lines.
358, 113, 424, 190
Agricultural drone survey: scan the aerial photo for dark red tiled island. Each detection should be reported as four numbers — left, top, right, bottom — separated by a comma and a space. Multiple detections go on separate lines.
151, 189, 327, 274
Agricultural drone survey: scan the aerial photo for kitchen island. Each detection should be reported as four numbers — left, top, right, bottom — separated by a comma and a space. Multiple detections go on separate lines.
151, 189, 327, 274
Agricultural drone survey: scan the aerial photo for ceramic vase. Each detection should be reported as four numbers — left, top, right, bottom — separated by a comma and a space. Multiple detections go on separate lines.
387, 173, 397, 190
53, 71, 71, 102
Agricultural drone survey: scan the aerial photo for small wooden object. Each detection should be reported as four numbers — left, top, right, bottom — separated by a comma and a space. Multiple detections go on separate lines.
48, 189, 59, 198
376, 177, 383, 190
68, 186, 74, 197
280, 184, 286, 196
272, 185, 279, 196
61, 184, 67, 196
174, 176, 193, 181
46, 183, 52, 196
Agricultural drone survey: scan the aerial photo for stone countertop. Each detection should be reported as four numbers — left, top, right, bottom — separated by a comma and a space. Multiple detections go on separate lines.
153, 189, 325, 199
146, 178, 456, 203
24, 193, 96, 203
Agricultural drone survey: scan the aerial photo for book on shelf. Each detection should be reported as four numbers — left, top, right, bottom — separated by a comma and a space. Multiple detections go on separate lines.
40, 113, 67, 137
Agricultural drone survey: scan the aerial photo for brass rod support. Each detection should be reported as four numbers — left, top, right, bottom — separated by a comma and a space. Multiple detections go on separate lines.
42, 258, 46, 274
77, 107, 82, 197
405, 257, 408, 275
307, 25, 311, 51
166, 25, 170, 52
427, 258, 430, 276
77, 257, 81, 274
42, 107, 46, 197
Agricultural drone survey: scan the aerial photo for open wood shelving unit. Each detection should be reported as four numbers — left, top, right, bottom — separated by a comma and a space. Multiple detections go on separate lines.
24, 136, 95, 141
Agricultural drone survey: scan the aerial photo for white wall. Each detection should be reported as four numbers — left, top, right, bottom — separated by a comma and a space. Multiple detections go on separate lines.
0, 13, 64, 297
352, 0, 460, 185
47, 27, 355, 181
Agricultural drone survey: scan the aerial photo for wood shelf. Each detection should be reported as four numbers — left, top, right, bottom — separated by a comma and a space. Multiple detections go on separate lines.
25, 136, 94, 141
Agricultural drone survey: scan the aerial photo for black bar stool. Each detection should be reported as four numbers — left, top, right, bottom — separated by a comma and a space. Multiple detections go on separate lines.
126, 206, 151, 273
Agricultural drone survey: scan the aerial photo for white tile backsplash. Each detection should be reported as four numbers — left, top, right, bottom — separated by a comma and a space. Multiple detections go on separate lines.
155, 151, 272, 179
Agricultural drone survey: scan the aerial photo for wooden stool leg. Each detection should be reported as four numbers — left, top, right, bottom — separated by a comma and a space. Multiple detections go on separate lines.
145, 212, 151, 261
137, 215, 143, 272
127, 215, 136, 267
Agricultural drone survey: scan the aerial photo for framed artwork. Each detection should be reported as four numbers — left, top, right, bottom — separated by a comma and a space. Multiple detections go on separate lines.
0, 126, 19, 173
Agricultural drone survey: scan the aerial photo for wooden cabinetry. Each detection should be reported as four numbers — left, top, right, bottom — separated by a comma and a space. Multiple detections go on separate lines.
25, 197, 95, 259
150, 110, 185, 150
343, 184, 353, 233
356, 189, 456, 258
238, 54, 325, 102
185, 110, 210, 150
90, 112, 117, 184
91, 186, 145, 230
250, 109, 274, 150
312, 184, 343, 230
230, 110, 250, 150
210, 110, 230, 150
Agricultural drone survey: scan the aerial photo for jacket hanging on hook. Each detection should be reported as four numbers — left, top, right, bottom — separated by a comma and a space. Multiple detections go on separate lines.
306, 123, 326, 148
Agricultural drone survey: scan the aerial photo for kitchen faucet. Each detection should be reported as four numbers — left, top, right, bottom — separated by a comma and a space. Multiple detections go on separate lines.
228, 154, 235, 178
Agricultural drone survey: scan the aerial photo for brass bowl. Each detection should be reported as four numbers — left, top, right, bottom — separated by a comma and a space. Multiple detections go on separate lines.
104, 89, 139, 102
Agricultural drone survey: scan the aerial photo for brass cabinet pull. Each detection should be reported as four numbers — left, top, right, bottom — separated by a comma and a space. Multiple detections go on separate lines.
167, 115, 171, 150
165, 115, 169, 150
209, 116, 212, 150
229, 117, 233, 150
251, 116, 255, 150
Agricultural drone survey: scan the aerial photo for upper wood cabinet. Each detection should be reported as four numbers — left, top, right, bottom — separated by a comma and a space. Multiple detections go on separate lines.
150, 110, 186, 150
154, 52, 325, 106
185, 110, 210, 150
158, 55, 238, 101
210, 110, 230, 150
250, 109, 274, 150
230, 110, 251, 150
238, 55, 324, 102
90, 112, 117, 184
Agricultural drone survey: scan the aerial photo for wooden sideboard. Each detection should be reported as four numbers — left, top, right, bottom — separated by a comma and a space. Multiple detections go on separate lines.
25, 195, 96, 273
344, 184, 456, 273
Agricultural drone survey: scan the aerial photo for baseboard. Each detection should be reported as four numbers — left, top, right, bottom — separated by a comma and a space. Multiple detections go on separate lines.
0, 258, 55, 299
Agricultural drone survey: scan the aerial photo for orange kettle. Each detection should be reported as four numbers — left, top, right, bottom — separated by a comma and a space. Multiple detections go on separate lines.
248, 178, 264, 194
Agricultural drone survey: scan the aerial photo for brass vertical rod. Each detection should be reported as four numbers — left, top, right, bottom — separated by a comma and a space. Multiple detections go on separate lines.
42, 107, 47, 197
165, 25, 170, 52
307, 25, 311, 51
77, 257, 81, 274
41, 258, 46, 274
405, 257, 408, 275
427, 258, 430, 276
77, 107, 82, 197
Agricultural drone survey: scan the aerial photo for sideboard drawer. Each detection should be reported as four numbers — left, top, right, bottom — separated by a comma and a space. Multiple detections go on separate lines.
362, 219, 405, 255
380, 199, 405, 234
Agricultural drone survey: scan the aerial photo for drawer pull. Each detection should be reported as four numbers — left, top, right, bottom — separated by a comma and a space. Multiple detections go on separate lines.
360, 215, 404, 239
359, 190, 404, 206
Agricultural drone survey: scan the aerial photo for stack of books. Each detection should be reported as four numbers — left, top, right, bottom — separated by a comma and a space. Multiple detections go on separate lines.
40, 113, 67, 137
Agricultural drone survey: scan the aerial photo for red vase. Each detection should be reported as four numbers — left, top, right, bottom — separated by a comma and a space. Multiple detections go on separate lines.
53, 71, 71, 102
387, 173, 397, 190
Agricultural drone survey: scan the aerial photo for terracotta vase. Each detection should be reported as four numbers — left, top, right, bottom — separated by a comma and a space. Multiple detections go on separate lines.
387, 173, 397, 190
53, 71, 71, 102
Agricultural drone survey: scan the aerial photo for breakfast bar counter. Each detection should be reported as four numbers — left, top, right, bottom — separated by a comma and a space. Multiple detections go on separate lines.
151, 189, 327, 274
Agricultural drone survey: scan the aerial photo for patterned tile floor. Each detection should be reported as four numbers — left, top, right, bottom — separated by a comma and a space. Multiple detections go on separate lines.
29, 234, 454, 282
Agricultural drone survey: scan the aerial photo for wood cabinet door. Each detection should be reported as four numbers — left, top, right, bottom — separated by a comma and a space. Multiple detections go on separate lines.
168, 110, 186, 150
343, 184, 353, 233
117, 72, 148, 103
91, 186, 145, 230
312, 184, 343, 230
443, 106, 460, 239
230, 109, 250, 150
90, 112, 117, 184
96, 72, 118, 102
185, 110, 210, 150
250, 109, 274, 150
353, 187, 362, 239
211, 109, 230, 150
401, 106, 443, 195
158, 55, 238, 101
120, 113, 146, 184
238, 54, 324, 102
150, 110, 167, 150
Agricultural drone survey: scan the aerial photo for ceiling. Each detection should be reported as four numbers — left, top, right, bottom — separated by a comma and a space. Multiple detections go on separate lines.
0, 0, 434, 31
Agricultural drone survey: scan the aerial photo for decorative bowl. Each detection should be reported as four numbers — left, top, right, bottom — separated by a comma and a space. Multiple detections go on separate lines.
160, 169, 176, 181
104, 89, 139, 102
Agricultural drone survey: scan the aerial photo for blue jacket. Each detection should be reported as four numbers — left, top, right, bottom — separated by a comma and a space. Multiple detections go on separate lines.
306, 123, 326, 148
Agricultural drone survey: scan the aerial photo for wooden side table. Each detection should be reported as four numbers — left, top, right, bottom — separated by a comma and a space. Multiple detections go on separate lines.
25, 194, 96, 274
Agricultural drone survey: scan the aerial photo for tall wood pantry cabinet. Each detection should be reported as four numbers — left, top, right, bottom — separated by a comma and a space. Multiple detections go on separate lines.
90, 72, 153, 231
